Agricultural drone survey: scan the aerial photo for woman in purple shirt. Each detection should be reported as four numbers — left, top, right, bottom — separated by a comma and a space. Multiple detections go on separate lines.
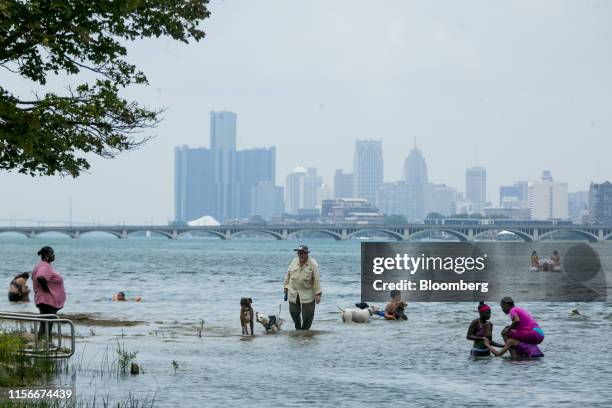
32, 246, 66, 341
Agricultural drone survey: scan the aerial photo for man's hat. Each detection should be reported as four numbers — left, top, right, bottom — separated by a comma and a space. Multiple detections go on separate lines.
294, 245, 310, 253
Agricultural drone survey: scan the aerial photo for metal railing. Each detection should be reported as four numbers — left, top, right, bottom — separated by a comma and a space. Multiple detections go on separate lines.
0, 311, 75, 358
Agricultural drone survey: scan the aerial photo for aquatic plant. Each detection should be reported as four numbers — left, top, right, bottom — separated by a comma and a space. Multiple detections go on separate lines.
115, 340, 138, 376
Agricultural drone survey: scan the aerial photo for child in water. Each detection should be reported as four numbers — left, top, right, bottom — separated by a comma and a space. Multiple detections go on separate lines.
467, 301, 504, 356
384, 290, 407, 320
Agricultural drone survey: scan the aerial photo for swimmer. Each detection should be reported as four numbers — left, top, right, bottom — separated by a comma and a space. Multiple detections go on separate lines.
466, 301, 504, 357
112, 292, 142, 302
569, 309, 588, 318
384, 290, 407, 320
8, 272, 30, 302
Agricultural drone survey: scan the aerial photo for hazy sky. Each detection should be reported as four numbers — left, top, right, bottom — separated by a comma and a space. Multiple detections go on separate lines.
1, 0, 611, 224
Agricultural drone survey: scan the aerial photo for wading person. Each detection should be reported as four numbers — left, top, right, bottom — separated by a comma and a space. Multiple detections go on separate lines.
466, 301, 503, 356
32, 246, 66, 342
8, 272, 30, 302
283, 245, 322, 330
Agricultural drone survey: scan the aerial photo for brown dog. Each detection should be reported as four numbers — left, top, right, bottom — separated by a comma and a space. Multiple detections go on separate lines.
240, 297, 254, 336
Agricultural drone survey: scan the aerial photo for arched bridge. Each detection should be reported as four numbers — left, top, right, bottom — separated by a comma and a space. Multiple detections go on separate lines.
1, 223, 612, 242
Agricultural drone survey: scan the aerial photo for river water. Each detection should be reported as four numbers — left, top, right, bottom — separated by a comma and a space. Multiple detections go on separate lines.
2, 236, 612, 407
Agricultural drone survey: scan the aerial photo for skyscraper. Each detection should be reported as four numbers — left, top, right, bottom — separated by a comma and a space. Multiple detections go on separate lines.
403, 141, 428, 185
211, 111, 238, 221
513, 180, 529, 208
334, 169, 353, 199
403, 141, 428, 219
353, 140, 383, 205
236, 147, 275, 218
499, 185, 520, 208
589, 181, 612, 224
175, 111, 278, 223
569, 191, 589, 223
174, 146, 216, 223
300, 167, 323, 210
465, 166, 487, 212
251, 181, 284, 219
285, 166, 307, 214
528, 179, 568, 220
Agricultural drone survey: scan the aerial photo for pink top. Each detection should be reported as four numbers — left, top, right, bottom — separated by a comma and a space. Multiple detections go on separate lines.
32, 261, 66, 309
509, 306, 539, 330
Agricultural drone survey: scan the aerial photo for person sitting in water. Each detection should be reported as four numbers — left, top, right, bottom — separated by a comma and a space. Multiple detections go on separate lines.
483, 335, 544, 358
112, 292, 141, 302
466, 301, 504, 356
8, 272, 30, 302
384, 290, 407, 320
500, 296, 544, 347
550, 250, 561, 269
530, 251, 540, 269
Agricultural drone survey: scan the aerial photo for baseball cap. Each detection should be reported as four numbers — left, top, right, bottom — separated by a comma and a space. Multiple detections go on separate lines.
294, 245, 310, 253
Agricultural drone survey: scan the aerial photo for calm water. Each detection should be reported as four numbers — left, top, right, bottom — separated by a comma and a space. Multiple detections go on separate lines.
2, 236, 612, 407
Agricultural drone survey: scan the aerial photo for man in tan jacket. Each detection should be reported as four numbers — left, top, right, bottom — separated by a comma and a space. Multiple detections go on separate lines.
284, 245, 322, 330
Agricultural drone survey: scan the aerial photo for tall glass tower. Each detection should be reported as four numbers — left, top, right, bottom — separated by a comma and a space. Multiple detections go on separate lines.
210, 111, 238, 221
353, 140, 383, 206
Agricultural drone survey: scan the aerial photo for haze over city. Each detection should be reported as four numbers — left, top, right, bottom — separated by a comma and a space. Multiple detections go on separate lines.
1, 0, 611, 224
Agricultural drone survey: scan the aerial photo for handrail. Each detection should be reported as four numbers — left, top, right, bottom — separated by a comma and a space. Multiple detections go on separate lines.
0, 311, 75, 358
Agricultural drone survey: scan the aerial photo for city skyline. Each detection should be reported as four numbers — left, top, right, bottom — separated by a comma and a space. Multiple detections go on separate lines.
0, 0, 611, 224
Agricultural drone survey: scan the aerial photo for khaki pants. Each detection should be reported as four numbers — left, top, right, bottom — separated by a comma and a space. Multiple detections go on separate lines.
289, 295, 315, 330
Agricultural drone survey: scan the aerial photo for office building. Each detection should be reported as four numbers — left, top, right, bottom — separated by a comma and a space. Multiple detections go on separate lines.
499, 185, 520, 208
175, 111, 277, 223
210, 111, 238, 221
285, 166, 307, 215
589, 181, 612, 224
353, 140, 383, 205
403, 142, 428, 219
237, 147, 276, 218
334, 170, 353, 199
424, 183, 457, 217
377, 182, 419, 221
300, 167, 323, 210
527, 179, 568, 220
569, 191, 589, 222
465, 166, 487, 212
251, 181, 284, 219
174, 146, 216, 223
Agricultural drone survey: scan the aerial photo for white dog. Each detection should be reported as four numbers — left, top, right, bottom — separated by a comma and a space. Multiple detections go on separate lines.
256, 306, 284, 334
338, 304, 380, 323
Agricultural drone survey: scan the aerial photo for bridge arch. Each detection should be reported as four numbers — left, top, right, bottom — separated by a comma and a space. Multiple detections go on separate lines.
33, 230, 75, 239
229, 229, 283, 240
538, 229, 597, 242
407, 229, 469, 242
0, 230, 32, 238
604, 232, 612, 241
286, 229, 343, 241
346, 229, 404, 241
183, 230, 227, 239
77, 230, 123, 239
473, 229, 534, 242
